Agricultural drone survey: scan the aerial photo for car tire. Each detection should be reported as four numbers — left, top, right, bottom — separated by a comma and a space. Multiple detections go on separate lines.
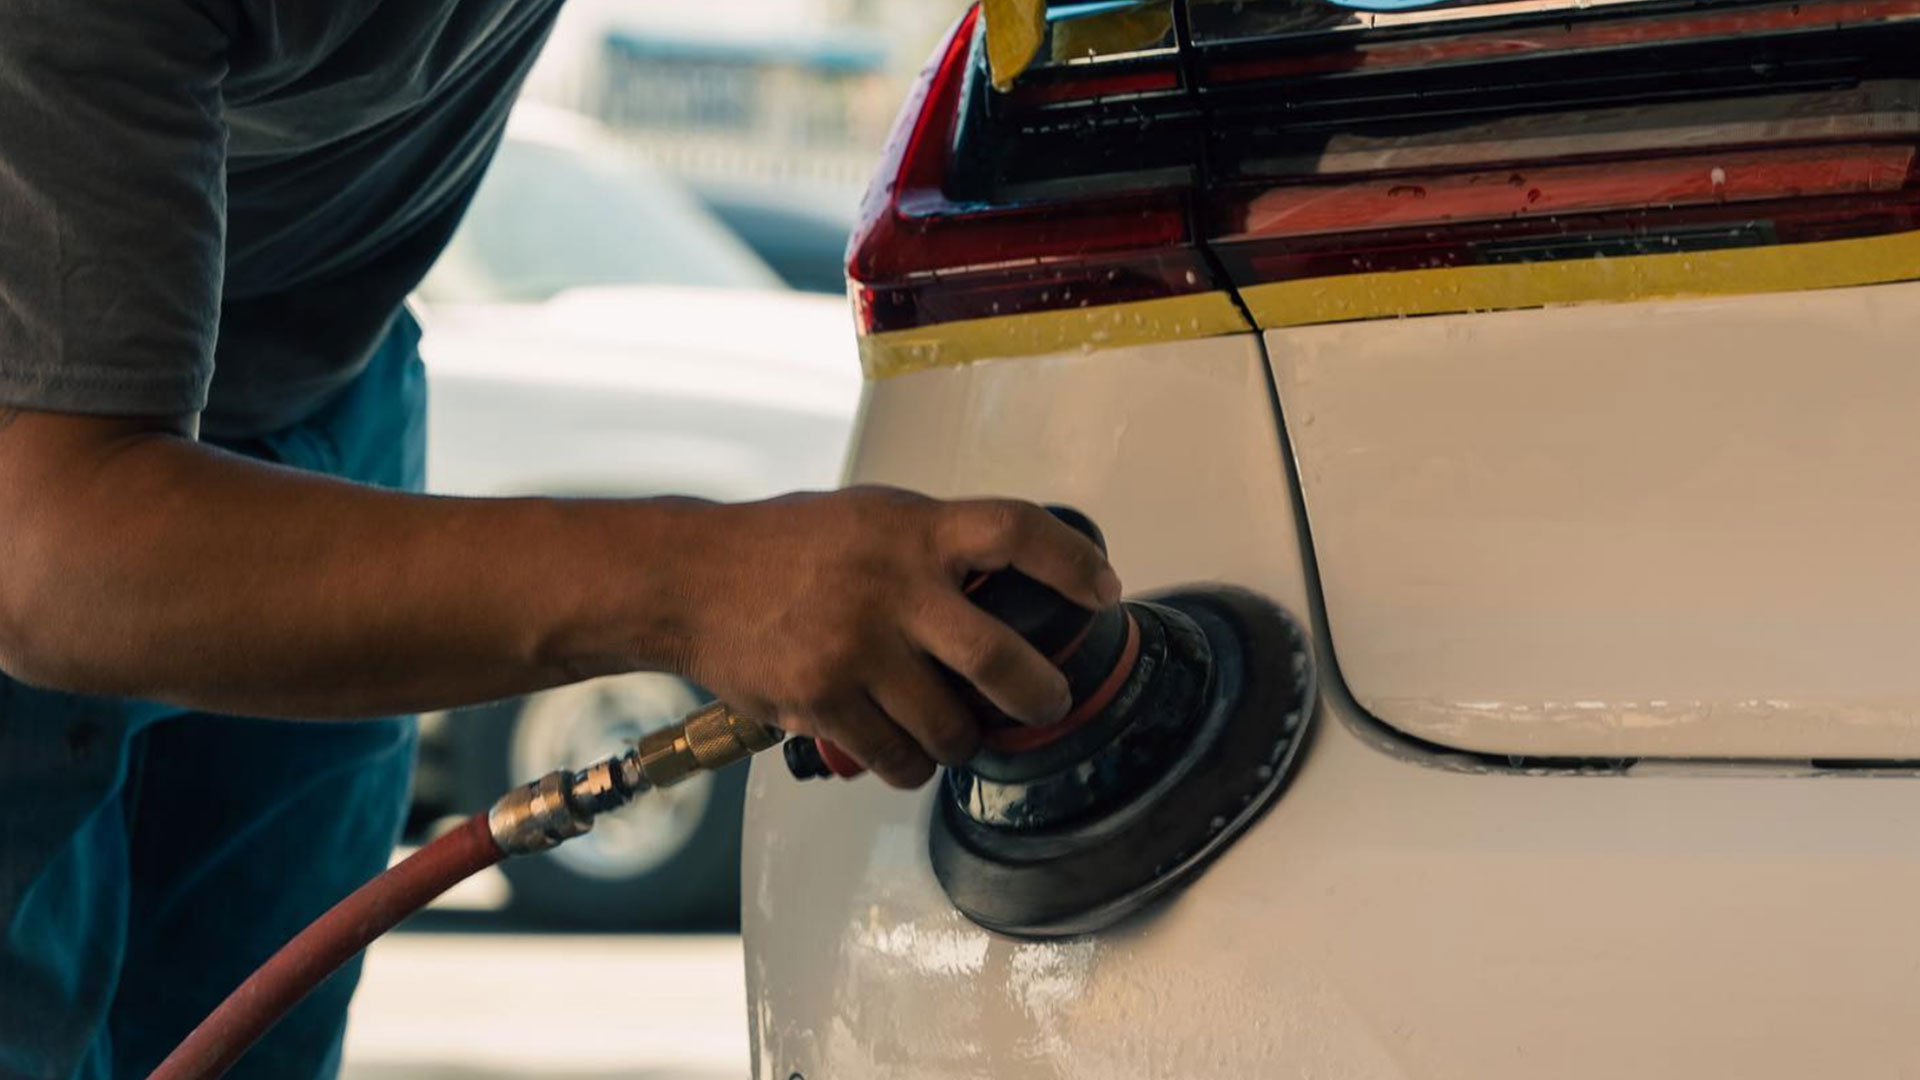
451, 673, 746, 931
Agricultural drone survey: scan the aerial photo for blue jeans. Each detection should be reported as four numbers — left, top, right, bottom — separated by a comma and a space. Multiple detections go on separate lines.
0, 312, 428, 1080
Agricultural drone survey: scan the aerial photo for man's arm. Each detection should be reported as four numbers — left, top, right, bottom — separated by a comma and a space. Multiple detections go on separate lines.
0, 408, 1120, 787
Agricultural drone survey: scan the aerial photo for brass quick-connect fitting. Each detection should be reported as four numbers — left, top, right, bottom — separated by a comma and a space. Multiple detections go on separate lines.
488, 769, 593, 856
488, 701, 783, 857
634, 702, 784, 789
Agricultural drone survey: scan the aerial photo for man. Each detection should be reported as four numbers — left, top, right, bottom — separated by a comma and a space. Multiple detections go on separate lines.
0, 2, 1121, 1077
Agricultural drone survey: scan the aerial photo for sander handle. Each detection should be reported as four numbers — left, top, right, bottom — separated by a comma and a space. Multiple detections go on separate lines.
783, 505, 1107, 780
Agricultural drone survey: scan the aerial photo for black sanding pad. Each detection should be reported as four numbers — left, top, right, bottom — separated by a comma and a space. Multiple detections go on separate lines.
928, 587, 1314, 938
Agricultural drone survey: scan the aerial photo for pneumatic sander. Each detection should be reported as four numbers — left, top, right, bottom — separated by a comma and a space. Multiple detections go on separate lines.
785, 507, 1315, 938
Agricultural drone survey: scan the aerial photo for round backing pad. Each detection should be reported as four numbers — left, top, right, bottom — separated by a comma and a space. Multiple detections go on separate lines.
928, 587, 1314, 938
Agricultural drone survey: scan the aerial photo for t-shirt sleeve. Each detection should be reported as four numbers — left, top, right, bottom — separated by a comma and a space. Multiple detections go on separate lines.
0, 0, 228, 417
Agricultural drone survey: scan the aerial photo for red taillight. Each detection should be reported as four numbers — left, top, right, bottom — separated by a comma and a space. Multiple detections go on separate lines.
846, 4, 979, 281
847, 6, 1217, 338
1002, 64, 1182, 109
1200, 0, 1920, 84
1233, 146, 1916, 241
1208, 142, 1920, 289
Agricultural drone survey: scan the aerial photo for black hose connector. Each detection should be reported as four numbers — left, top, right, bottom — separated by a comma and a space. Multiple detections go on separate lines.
783, 737, 833, 780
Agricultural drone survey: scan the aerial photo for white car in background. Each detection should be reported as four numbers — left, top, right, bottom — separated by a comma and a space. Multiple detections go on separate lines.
412, 105, 861, 928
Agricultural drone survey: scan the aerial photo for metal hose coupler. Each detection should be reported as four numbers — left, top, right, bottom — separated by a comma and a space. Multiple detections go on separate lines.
488, 701, 783, 857
633, 702, 784, 788
489, 769, 598, 856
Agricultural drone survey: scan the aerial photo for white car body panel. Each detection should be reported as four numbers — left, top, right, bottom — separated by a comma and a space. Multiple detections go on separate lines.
1272, 280, 1920, 759
744, 325, 1920, 1080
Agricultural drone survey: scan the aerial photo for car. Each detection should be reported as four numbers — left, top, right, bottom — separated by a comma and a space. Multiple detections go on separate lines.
743, 0, 1920, 1075
692, 178, 860, 296
410, 104, 861, 929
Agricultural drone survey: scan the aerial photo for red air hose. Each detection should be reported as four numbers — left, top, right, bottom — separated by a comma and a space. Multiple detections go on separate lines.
147, 811, 505, 1080
147, 705, 781, 1080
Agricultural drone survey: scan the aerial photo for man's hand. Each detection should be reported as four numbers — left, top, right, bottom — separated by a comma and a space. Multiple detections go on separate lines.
661, 488, 1122, 788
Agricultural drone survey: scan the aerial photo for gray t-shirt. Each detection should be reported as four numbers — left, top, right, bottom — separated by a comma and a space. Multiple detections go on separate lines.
0, 0, 562, 438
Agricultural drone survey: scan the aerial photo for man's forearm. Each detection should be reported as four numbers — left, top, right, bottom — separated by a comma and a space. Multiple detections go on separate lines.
0, 420, 685, 718
0, 403, 1123, 785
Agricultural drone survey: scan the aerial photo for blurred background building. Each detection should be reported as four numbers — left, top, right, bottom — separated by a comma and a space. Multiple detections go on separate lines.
524, 0, 963, 195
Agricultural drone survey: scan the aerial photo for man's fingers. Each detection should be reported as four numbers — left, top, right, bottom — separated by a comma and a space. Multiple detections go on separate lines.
939, 500, 1122, 611
872, 653, 981, 766
915, 595, 1070, 725
815, 697, 936, 789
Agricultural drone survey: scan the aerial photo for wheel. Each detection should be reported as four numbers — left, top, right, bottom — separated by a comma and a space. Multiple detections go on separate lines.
451, 673, 746, 930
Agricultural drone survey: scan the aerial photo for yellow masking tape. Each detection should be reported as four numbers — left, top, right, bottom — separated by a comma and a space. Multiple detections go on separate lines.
1241, 227, 1920, 328
1051, 3, 1174, 63
860, 291, 1249, 379
858, 229, 1920, 380
983, 0, 1048, 90
985, 0, 1174, 87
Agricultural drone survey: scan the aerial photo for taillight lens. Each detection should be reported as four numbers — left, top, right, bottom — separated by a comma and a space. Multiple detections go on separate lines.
1232, 146, 1916, 241
846, 5, 1220, 338
1208, 143, 1920, 295
1201, 0, 1920, 83
1196, 0, 1920, 316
